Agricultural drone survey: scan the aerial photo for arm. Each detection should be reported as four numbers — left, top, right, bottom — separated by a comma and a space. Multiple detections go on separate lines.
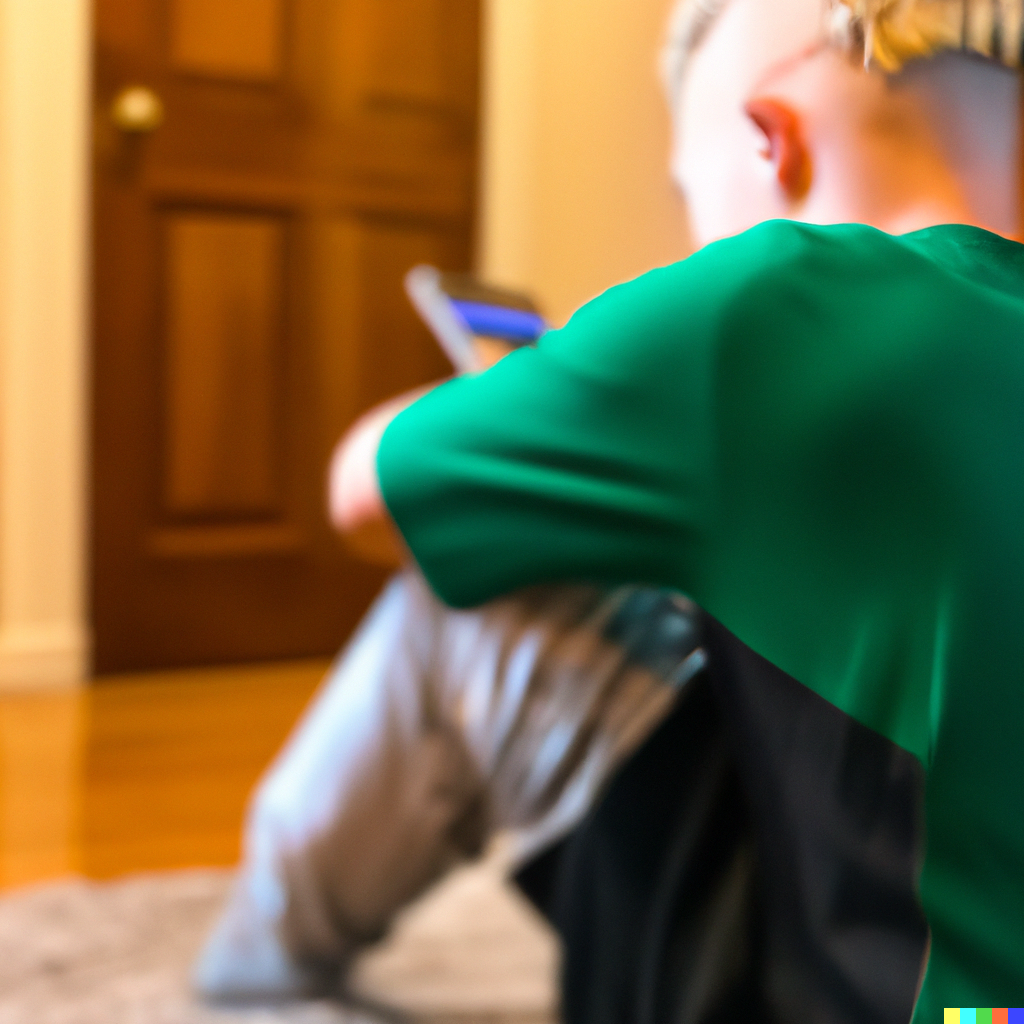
328, 341, 515, 567
328, 385, 437, 567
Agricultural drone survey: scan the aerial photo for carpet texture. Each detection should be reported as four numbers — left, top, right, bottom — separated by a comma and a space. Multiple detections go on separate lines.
0, 858, 558, 1024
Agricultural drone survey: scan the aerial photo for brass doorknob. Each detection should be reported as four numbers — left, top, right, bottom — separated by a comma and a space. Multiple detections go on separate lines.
111, 86, 164, 133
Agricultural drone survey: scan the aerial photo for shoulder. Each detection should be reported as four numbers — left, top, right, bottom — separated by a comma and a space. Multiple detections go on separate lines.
574, 221, 904, 327
480, 222, 947, 414
549, 222, 898, 365
690, 220, 915, 306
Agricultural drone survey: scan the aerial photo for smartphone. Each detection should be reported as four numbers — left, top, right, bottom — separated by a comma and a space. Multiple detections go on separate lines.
405, 265, 548, 374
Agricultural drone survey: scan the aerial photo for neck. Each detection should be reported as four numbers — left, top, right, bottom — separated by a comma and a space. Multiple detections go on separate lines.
796, 158, 1000, 239
793, 52, 1021, 240
799, 124, 1020, 240
892, 53, 1022, 239
870, 158, 1020, 240
879, 196, 1011, 238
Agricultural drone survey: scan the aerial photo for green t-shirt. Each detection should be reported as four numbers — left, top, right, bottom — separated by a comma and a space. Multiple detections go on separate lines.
378, 220, 1024, 1019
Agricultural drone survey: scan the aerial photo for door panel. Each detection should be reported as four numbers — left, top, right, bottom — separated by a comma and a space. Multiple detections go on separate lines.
169, 0, 286, 81
93, 0, 479, 671
332, 0, 479, 118
163, 213, 285, 517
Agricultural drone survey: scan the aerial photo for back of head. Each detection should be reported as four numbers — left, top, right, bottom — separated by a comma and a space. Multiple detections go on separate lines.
665, 0, 1023, 244
665, 0, 1024, 91
829, 0, 1024, 72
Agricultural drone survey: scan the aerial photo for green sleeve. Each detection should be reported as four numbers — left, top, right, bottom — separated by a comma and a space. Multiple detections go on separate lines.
378, 252, 721, 609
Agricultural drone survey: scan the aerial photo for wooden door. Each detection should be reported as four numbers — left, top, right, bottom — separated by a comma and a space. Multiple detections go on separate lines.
92, 0, 479, 672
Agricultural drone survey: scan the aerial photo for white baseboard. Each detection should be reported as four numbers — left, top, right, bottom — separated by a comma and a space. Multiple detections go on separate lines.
0, 622, 89, 692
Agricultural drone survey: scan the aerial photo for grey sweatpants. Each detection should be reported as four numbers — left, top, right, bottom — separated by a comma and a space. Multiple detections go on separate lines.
195, 572, 704, 997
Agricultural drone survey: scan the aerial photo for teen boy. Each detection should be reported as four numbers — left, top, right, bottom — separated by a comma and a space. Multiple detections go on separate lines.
334, 0, 1024, 1018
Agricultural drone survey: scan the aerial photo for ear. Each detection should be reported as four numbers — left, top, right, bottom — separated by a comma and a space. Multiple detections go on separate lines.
744, 97, 812, 200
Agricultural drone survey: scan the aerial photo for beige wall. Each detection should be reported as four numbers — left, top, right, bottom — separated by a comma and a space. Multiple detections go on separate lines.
479, 0, 689, 325
0, 0, 91, 691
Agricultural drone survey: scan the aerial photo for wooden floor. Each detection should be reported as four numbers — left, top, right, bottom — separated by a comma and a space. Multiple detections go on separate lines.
0, 660, 329, 890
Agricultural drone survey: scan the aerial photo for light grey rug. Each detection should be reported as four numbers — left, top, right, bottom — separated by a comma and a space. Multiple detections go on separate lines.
0, 857, 558, 1024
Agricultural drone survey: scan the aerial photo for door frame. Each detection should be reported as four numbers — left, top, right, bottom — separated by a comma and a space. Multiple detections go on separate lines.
0, 0, 91, 691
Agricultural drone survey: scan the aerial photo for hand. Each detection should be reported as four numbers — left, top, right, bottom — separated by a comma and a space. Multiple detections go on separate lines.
328, 383, 442, 567
470, 336, 517, 370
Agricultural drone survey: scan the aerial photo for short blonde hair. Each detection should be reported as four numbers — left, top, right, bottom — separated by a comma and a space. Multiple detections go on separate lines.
661, 0, 1024, 104
830, 0, 1024, 71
